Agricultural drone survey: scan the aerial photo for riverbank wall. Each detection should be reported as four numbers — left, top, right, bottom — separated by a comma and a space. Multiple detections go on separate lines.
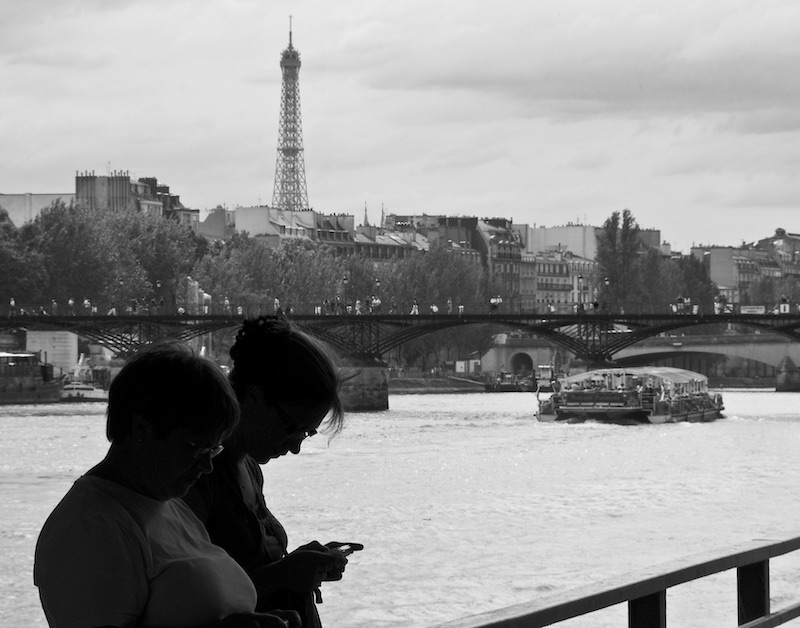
389, 376, 486, 395
708, 376, 777, 389
341, 370, 779, 411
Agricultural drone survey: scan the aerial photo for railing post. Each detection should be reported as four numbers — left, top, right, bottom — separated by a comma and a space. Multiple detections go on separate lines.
629, 590, 666, 628
738, 560, 769, 624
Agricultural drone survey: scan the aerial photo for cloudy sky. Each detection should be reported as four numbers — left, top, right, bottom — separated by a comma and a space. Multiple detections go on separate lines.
2, 0, 799, 253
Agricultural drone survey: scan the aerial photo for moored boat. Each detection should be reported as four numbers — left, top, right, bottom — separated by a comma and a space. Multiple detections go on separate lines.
60, 353, 109, 402
60, 381, 108, 402
0, 351, 62, 405
537, 366, 724, 424
485, 373, 536, 392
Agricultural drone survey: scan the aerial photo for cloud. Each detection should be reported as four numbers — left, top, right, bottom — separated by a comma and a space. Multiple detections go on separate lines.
562, 151, 613, 171
2, 0, 800, 255
719, 109, 800, 134
726, 175, 800, 208
338, 0, 800, 125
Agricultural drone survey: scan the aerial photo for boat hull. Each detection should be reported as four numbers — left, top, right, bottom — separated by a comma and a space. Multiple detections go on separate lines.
0, 381, 62, 405
61, 384, 108, 402
1, 351, 62, 405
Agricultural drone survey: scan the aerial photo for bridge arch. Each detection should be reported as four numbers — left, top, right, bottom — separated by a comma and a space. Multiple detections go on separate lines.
510, 352, 533, 374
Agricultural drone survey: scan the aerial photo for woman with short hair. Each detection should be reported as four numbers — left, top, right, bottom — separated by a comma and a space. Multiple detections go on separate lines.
34, 341, 297, 628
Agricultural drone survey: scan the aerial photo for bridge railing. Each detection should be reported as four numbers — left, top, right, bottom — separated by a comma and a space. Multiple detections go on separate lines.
3, 300, 799, 319
429, 535, 800, 628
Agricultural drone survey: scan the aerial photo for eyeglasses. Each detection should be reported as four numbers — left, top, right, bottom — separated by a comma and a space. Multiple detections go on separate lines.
182, 437, 225, 460
274, 403, 318, 440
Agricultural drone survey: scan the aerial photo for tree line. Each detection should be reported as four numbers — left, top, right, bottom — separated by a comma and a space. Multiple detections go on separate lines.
595, 209, 717, 314
2, 200, 740, 367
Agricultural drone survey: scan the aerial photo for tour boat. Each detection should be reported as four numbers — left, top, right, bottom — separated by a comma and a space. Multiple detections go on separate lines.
0, 351, 62, 405
537, 366, 724, 424
535, 364, 558, 392
60, 381, 108, 402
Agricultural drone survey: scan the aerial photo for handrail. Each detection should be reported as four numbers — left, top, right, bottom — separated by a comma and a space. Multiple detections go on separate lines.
430, 536, 800, 628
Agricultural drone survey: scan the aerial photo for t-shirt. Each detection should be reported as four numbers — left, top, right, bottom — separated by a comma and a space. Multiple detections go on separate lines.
34, 475, 257, 628
187, 455, 321, 627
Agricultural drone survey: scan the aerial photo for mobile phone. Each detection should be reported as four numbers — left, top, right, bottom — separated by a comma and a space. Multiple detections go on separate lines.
329, 542, 364, 556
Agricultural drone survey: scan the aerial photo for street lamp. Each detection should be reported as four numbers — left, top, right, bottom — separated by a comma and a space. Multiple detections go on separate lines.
343, 275, 349, 314
113, 277, 124, 315
155, 280, 163, 314
578, 274, 583, 312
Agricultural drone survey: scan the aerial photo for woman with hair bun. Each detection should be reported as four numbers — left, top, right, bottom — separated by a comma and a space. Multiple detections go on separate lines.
184, 317, 359, 628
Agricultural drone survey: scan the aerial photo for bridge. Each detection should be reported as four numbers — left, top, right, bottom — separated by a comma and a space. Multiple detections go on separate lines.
4, 311, 800, 363
614, 332, 800, 371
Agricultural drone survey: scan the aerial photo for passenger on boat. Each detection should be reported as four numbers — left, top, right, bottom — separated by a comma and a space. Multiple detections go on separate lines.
34, 341, 298, 628
184, 317, 351, 628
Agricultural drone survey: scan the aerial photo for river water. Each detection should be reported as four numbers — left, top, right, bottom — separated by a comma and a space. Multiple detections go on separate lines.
3, 391, 800, 628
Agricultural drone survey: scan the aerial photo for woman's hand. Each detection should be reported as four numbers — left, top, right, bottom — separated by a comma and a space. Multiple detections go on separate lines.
251, 541, 349, 595
280, 542, 348, 589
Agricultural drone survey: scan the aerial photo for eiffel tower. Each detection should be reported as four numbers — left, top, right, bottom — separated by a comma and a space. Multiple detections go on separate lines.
271, 20, 310, 211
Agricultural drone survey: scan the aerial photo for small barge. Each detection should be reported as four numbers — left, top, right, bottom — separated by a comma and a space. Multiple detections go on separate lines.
0, 351, 62, 405
538, 366, 724, 424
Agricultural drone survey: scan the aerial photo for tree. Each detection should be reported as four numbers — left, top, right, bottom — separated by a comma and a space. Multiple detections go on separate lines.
0, 207, 45, 305
119, 209, 203, 308
272, 239, 343, 311
386, 240, 489, 312
16, 200, 209, 313
675, 255, 715, 311
596, 209, 642, 311
18, 200, 115, 307
192, 233, 278, 313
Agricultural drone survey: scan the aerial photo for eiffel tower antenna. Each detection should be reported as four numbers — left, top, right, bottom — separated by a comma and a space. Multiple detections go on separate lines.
271, 16, 310, 211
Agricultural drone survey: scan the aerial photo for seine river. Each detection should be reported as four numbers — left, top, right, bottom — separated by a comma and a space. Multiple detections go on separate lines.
3, 390, 800, 628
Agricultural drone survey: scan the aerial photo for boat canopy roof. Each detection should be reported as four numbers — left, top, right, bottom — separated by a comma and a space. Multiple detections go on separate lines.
0, 352, 36, 359
563, 366, 708, 386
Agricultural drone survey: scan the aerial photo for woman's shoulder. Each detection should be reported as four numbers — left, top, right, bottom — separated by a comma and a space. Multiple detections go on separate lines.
41, 476, 163, 535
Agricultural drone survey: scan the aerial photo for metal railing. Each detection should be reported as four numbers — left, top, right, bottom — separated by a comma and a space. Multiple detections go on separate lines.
1, 300, 798, 319
430, 535, 800, 628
